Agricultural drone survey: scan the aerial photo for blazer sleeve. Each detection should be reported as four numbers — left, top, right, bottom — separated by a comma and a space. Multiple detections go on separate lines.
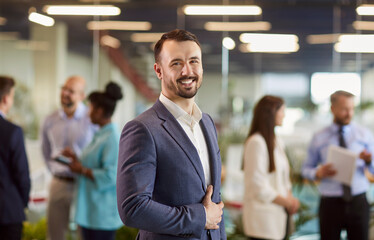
10, 127, 31, 207
117, 120, 206, 238
243, 135, 278, 203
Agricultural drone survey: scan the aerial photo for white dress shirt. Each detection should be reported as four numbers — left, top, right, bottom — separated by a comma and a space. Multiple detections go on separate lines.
159, 93, 211, 186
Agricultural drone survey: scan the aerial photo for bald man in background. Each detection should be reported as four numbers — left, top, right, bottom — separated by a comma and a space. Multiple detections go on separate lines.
41, 76, 96, 240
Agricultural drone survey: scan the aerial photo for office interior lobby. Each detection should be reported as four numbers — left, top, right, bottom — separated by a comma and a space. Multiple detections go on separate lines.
3, 0, 374, 239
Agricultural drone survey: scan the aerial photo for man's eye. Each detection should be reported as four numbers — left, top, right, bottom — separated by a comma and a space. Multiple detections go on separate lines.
172, 62, 181, 66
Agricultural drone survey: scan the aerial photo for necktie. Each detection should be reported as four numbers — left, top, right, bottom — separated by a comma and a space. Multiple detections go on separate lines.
339, 126, 352, 201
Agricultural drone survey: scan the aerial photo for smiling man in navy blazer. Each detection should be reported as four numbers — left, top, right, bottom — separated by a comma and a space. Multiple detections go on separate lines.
117, 29, 226, 240
0, 76, 31, 240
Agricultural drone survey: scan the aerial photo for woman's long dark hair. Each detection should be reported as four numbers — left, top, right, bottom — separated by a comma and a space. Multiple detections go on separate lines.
247, 95, 284, 172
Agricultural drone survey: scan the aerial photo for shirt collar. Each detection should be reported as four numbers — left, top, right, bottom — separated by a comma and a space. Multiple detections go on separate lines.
59, 102, 86, 120
159, 93, 202, 125
331, 122, 352, 134
0, 110, 5, 119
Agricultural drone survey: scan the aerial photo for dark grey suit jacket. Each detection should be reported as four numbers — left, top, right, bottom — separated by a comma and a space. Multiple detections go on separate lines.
0, 115, 31, 224
117, 100, 226, 239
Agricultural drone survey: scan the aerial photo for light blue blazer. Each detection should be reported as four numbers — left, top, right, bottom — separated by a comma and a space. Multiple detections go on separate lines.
117, 99, 226, 240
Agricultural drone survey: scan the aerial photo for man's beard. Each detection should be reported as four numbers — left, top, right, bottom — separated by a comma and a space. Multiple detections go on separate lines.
168, 76, 200, 99
61, 98, 74, 108
335, 116, 351, 125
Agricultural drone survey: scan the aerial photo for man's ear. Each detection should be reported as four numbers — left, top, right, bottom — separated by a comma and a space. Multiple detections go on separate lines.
2, 94, 8, 105
154, 63, 162, 80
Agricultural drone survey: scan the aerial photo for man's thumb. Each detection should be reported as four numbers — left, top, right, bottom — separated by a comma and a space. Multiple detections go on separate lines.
204, 185, 213, 201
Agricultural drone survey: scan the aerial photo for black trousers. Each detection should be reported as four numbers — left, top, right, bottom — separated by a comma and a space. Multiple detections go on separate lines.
80, 226, 116, 240
0, 223, 23, 240
319, 193, 369, 240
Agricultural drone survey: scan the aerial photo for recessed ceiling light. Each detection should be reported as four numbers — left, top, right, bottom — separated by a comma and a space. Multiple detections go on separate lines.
356, 4, 374, 15
183, 5, 261, 16
29, 12, 55, 27
44, 5, 121, 16
222, 37, 235, 50
306, 34, 340, 44
79, 0, 126, 2
130, 33, 164, 42
204, 21, 271, 31
335, 34, 374, 53
87, 21, 151, 30
352, 21, 374, 31
240, 33, 299, 53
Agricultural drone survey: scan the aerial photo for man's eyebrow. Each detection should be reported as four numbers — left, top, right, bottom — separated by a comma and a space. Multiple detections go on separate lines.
170, 58, 183, 62
169, 56, 200, 63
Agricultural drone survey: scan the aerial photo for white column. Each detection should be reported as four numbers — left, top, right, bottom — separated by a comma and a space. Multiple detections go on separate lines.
31, 22, 67, 121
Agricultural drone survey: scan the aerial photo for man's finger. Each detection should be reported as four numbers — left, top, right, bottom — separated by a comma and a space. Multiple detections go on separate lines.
204, 185, 213, 200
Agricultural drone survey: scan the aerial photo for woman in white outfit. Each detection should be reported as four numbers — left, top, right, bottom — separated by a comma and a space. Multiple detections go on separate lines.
242, 95, 300, 240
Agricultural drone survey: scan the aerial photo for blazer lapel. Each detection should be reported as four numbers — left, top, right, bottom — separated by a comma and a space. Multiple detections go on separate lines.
199, 115, 220, 190
153, 100, 206, 187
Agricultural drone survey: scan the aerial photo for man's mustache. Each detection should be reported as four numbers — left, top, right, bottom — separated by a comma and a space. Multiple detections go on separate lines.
177, 76, 198, 82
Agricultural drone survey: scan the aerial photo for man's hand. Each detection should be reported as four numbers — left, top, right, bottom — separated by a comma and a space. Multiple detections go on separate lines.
360, 149, 372, 165
202, 185, 224, 230
316, 163, 336, 179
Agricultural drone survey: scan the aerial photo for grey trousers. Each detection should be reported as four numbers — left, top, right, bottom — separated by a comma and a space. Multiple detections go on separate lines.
47, 177, 75, 240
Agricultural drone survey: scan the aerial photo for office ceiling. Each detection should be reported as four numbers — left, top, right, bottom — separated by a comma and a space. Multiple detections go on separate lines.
2, 0, 374, 75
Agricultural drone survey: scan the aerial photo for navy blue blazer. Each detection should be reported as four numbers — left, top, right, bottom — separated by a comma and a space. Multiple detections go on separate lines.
0, 115, 31, 224
117, 100, 226, 240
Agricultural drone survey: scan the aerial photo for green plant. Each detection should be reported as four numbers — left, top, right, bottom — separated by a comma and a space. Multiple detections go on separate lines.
8, 82, 39, 139
358, 100, 374, 112
294, 201, 317, 232
22, 218, 47, 240
115, 225, 138, 240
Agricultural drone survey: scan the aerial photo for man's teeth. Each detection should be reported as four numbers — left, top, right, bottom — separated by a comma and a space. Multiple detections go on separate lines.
181, 79, 193, 84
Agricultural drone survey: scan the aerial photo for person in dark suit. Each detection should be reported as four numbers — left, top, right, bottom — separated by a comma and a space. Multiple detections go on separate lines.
0, 76, 31, 240
117, 29, 226, 240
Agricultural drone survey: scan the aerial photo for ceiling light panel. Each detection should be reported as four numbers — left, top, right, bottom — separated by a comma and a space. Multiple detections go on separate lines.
240, 33, 299, 53
204, 21, 271, 31
44, 5, 121, 16
29, 12, 55, 27
356, 4, 374, 15
87, 21, 151, 31
130, 33, 164, 42
183, 5, 261, 16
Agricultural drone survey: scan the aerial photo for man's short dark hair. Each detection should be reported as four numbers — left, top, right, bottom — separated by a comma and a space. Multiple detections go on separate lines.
330, 90, 354, 105
0, 76, 15, 100
154, 29, 201, 63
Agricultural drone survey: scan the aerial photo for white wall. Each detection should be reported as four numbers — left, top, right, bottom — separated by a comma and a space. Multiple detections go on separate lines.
0, 40, 35, 88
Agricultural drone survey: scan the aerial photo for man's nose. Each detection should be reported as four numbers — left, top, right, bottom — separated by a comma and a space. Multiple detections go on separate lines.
181, 63, 192, 75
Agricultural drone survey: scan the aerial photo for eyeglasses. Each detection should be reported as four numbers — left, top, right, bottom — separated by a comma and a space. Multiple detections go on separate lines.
61, 86, 76, 95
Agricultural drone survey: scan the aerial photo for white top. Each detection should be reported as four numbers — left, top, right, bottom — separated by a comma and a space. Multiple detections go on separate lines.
242, 133, 292, 240
159, 93, 211, 186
